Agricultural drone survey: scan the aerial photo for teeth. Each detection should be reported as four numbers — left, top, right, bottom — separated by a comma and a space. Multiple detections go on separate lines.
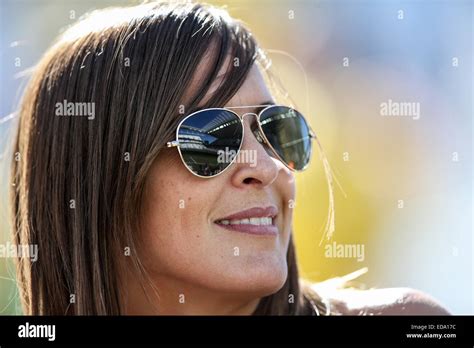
250, 218, 260, 225
218, 217, 273, 226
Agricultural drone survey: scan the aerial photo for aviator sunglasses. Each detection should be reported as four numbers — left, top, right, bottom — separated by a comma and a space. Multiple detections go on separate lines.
166, 104, 316, 178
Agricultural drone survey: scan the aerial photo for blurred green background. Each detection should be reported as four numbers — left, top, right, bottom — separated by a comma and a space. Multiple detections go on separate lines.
0, 0, 472, 314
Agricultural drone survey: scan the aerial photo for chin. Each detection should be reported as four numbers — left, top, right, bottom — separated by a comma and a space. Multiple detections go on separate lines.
217, 255, 289, 297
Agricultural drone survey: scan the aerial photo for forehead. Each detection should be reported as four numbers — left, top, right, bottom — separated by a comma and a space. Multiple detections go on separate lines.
223, 64, 274, 109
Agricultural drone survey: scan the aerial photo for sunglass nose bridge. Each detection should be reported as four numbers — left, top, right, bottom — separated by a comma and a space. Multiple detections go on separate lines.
240, 113, 265, 145
240, 112, 258, 120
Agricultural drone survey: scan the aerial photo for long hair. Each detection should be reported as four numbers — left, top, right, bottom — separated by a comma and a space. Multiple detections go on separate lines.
10, 1, 330, 315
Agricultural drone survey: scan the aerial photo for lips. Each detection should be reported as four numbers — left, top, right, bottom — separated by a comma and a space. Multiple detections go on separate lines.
214, 206, 279, 236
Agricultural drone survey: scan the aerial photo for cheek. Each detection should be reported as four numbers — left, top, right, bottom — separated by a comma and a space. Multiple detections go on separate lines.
276, 171, 296, 244
139, 165, 214, 276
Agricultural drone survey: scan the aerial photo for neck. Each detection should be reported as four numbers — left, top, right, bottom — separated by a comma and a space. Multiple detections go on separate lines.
123, 274, 261, 315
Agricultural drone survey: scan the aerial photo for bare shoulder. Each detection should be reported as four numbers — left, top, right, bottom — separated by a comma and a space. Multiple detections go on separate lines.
324, 287, 451, 315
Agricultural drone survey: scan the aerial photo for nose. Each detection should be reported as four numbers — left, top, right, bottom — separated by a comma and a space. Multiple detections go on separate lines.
229, 113, 281, 188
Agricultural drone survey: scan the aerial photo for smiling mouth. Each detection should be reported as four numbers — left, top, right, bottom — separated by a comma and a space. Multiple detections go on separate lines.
217, 216, 274, 226
214, 206, 279, 236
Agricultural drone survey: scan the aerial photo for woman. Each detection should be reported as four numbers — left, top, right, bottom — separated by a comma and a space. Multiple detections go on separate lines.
10, 1, 449, 315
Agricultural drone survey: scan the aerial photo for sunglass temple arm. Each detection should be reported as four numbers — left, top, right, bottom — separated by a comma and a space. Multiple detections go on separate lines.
166, 140, 179, 148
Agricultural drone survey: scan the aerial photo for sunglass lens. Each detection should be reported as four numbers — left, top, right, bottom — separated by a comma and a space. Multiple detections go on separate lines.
259, 106, 312, 170
177, 109, 243, 177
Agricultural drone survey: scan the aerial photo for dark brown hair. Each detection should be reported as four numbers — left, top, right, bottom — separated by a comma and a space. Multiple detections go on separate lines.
10, 1, 329, 315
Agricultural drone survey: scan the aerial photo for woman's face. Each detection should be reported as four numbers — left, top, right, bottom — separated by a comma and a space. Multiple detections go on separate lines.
139, 63, 296, 310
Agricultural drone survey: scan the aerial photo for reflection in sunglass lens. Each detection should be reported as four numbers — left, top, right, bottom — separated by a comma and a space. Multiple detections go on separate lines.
259, 106, 312, 170
177, 109, 243, 177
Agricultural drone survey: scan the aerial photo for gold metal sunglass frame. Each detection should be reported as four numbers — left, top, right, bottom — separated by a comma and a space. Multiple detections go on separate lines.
166, 104, 316, 178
